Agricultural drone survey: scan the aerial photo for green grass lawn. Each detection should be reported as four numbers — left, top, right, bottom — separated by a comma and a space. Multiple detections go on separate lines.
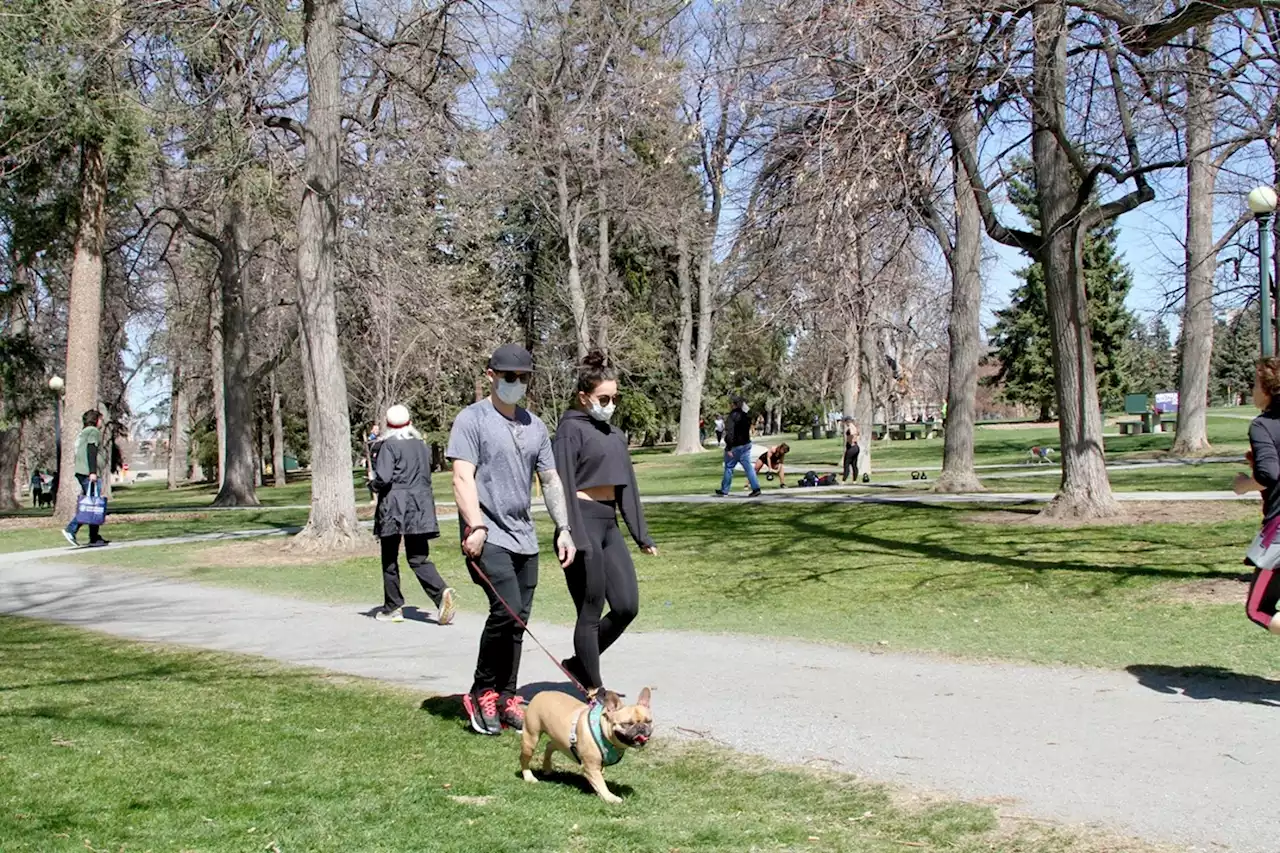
0, 616, 1135, 853
71, 501, 1279, 679
0, 508, 308, 554
976, 461, 1247, 493
33, 408, 1250, 517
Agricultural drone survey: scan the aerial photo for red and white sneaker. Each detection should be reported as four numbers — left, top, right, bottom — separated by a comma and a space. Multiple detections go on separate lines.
498, 693, 525, 732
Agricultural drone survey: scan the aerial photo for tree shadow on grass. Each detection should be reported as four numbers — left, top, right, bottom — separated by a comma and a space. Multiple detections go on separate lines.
1126, 664, 1280, 706
650, 502, 1249, 601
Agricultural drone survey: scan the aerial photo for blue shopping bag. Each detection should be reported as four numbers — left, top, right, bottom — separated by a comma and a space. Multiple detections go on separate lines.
74, 482, 107, 527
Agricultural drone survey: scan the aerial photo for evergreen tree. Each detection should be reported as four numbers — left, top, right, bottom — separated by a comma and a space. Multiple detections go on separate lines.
987, 164, 1137, 416
1211, 308, 1260, 406
1126, 316, 1177, 397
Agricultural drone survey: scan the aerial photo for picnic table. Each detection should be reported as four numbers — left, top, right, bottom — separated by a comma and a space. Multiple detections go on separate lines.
871, 420, 943, 441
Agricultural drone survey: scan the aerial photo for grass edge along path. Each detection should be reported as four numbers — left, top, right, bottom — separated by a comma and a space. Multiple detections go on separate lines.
54, 499, 1280, 680
0, 615, 1170, 853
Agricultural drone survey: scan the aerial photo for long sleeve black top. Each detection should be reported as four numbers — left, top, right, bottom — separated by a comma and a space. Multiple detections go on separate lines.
553, 409, 653, 554
1250, 408, 1280, 525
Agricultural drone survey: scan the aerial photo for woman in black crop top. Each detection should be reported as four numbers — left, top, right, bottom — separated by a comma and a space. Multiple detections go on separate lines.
552, 352, 657, 698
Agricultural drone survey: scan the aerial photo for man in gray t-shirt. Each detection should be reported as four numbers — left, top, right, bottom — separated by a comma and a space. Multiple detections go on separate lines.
447, 343, 576, 736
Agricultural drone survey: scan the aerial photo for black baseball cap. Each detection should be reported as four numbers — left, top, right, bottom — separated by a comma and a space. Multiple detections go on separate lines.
489, 343, 534, 373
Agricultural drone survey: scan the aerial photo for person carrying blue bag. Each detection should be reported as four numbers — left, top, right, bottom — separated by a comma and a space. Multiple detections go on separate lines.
63, 409, 109, 548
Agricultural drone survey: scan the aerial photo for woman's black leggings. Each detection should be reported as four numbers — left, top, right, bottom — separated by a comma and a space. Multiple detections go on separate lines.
843, 444, 861, 480
563, 499, 639, 691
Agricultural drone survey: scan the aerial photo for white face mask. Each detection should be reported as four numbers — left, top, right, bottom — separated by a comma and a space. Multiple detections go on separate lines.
589, 401, 616, 422
742, 403, 750, 413
496, 379, 527, 405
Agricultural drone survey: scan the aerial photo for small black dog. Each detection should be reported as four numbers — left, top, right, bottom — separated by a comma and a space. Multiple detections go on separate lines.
35, 489, 53, 509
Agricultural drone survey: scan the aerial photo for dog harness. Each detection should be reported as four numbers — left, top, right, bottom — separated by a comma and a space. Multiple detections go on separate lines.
569, 701, 623, 767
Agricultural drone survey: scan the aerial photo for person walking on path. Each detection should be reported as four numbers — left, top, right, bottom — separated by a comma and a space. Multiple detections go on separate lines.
1234, 357, 1280, 634
842, 420, 862, 482
714, 415, 725, 447
716, 395, 761, 497
369, 405, 455, 626
552, 352, 658, 699
448, 343, 576, 736
62, 409, 108, 548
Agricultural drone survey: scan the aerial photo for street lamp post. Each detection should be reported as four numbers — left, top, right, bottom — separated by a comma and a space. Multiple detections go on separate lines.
1248, 186, 1278, 357
48, 375, 64, 501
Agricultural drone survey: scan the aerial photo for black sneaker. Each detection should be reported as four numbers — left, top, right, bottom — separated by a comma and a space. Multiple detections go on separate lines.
560, 656, 591, 693
714, 490, 728, 497
462, 689, 502, 736
748, 489, 762, 498
88, 538, 110, 548
498, 693, 525, 731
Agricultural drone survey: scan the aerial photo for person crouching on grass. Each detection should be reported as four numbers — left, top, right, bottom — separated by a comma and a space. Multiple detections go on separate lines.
369, 404, 456, 625
752, 442, 790, 488
1233, 356, 1280, 635
552, 352, 658, 700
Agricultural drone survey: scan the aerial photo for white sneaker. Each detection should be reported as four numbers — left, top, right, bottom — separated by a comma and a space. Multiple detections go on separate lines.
437, 588, 457, 626
62, 530, 78, 547
375, 607, 404, 623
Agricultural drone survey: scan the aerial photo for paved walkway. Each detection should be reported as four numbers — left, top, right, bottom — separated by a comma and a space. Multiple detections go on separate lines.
0, 539, 1273, 853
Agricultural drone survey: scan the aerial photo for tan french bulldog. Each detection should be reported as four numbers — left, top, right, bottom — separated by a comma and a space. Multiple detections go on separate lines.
520, 687, 653, 803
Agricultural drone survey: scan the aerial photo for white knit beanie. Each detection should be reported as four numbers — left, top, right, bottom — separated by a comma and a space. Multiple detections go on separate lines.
386, 404, 411, 428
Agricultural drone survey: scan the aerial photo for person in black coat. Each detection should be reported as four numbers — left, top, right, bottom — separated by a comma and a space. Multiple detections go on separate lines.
370, 404, 456, 625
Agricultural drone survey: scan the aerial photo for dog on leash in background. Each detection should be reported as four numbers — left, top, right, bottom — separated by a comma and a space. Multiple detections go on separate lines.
520, 687, 653, 803
1027, 446, 1054, 465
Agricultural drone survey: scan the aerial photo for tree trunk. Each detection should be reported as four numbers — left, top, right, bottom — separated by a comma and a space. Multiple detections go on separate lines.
212, 203, 261, 507
675, 226, 711, 454
271, 372, 287, 487
1031, 1, 1117, 519
1173, 25, 1215, 456
293, 0, 359, 548
56, 142, 108, 523
856, 327, 876, 476
167, 362, 189, 489
595, 195, 609, 354
841, 314, 860, 418
209, 278, 226, 488
936, 145, 985, 493
0, 425, 21, 511
558, 162, 590, 361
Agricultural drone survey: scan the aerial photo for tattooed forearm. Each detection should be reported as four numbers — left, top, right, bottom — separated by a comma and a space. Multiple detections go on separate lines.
540, 471, 570, 529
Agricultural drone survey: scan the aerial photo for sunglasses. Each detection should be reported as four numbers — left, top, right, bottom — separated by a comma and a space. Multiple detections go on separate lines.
496, 372, 531, 383
592, 394, 621, 406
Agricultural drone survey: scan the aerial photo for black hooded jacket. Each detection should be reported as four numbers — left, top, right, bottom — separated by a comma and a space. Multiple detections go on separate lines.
370, 434, 440, 538
552, 408, 653, 554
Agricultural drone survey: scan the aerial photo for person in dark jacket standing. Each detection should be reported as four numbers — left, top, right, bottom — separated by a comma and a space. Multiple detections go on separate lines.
716, 394, 761, 497
62, 409, 108, 547
1235, 357, 1280, 635
370, 404, 456, 625
553, 352, 658, 699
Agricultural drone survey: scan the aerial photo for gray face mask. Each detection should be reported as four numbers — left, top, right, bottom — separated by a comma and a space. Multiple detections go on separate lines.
497, 379, 527, 405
